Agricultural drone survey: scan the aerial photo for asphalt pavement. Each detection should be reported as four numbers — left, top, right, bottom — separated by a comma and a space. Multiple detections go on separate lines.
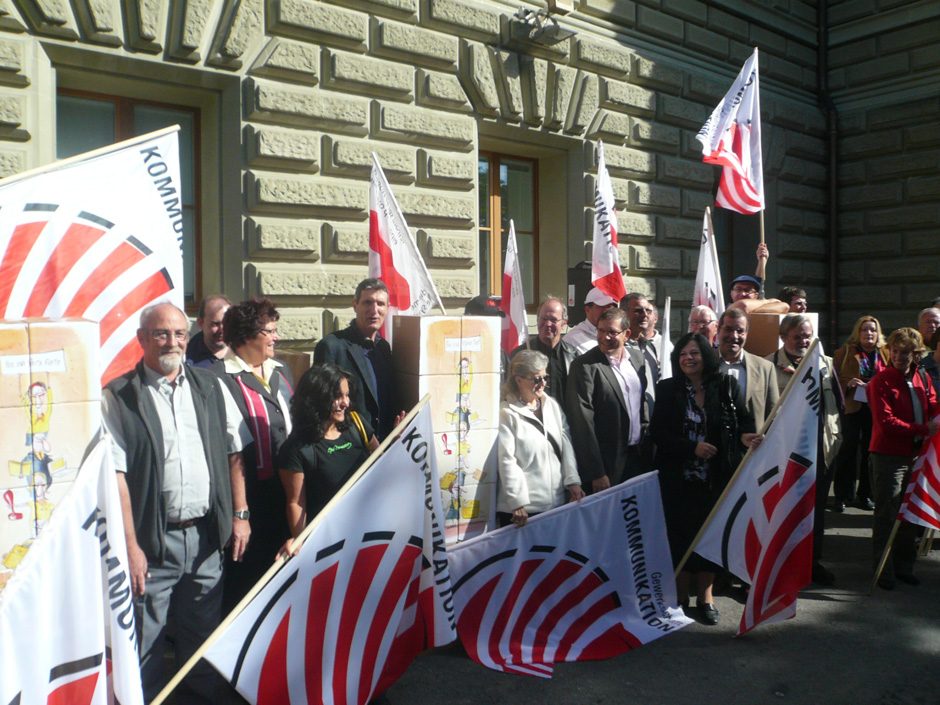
388, 505, 940, 705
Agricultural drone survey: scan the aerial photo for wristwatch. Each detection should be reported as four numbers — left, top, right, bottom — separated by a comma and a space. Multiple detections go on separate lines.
234, 510, 250, 520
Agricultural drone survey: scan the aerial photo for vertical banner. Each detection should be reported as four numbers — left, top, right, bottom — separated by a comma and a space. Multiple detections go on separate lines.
692, 208, 725, 318
0, 436, 144, 705
591, 141, 626, 302
0, 128, 184, 385
498, 219, 528, 354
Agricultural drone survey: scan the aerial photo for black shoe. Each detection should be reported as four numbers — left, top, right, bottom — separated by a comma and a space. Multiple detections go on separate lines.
698, 603, 720, 625
812, 562, 835, 586
877, 575, 896, 591
896, 573, 920, 586
830, 500, 845, 513
852, 497, 875, 511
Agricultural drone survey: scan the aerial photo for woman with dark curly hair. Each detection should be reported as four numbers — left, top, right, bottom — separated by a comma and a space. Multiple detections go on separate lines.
211, 297, 294, 612
651, 332, 761, 625
276, 363, 379, 557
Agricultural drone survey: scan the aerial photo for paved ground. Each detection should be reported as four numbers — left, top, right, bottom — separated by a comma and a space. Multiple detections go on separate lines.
388, 506, 940, 705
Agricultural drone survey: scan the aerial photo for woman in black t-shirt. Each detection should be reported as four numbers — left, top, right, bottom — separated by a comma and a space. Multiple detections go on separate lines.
276, 362, 379, 557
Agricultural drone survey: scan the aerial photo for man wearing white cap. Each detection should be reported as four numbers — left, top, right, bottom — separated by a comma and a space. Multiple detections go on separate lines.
563, 287, 620, 355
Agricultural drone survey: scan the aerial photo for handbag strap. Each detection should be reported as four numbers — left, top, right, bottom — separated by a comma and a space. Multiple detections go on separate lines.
349, 410, 368, 446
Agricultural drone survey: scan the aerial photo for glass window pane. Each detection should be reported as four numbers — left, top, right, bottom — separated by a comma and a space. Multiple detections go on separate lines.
478, 157, 490, 228
500, 159, 534, 232
56, 96, 115, 159
515, 231, 535, 303
135, 106, 195, 205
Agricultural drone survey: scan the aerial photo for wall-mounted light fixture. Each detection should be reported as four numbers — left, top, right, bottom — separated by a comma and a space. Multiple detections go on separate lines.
511, 7, 576, 46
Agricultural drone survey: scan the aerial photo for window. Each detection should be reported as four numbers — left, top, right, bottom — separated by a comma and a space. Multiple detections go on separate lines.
56, 91, 201, 302
478, 152, 538, 304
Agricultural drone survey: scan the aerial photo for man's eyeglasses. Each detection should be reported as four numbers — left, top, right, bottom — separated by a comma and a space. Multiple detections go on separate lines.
145, 329, 188, 343
597, 328, 624, 337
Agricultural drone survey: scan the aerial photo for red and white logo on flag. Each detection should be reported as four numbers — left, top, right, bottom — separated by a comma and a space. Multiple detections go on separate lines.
498, 220, 528, 354
0, 130, 185, 386
899, 429, 940, 530
369, 154, 444, 334
696, 49, 764, 214
591, 141, 626, 302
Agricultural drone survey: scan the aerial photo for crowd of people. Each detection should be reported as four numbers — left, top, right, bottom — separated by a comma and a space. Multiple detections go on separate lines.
102, 260, 940, 702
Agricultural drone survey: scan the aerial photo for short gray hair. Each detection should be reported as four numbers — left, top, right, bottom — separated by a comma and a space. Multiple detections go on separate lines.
688, 305, 717, 323
779, 313, 812, 340
538, 295, 567, 321
501, 350, 549, 400
139, 302, 187, 329
918, 307, 940, 324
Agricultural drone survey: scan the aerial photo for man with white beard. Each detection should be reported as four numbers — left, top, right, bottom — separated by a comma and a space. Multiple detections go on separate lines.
102, 302, 245, 703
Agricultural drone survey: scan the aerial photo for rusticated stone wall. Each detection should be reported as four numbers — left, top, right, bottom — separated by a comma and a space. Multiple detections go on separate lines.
0, 0, 917, 349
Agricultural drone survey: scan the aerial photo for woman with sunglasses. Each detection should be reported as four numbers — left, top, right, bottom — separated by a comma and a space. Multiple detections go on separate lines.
496, 350, 584, 529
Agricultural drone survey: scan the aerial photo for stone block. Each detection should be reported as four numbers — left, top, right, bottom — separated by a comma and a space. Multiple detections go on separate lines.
656, 278, 693, 307
905, 123, 940, 148
636, 5, 684, 43
277, 310, 323, 342
324, 0, 417, 20
681, 190, 713, 218
249, 264, 366, 298
839, 233, 902, 259
846, 53, 909, 85
565, 71, 598, 136
270, 0, 368, 49
372, 17, 459, 70
247, 172, 368, 215
322, 136, 415, 181
905, 284, 940, 308
417, 148, 475, 188
870, 258, 940, 283
0, 94, 23, 126
578, 0, 637, 27
777, 182, 825, 210
842, 131, 903, 159
838, 211, 865, 236
586, 110, 631, 143
656, 217, 700, 245
599, 78, 655, 116
246, 216, 321, 256
425, 0, 500, 41
628, 118, 680, 152
632, 56, 683, 93
520, 56, 548, 126
870, 97, 939, 131
840, 111, 866, 135
493, 49, 524, 122
749, 24, 786, 56
418, 229, 475, 263
246, 125, 320, 170
372, 102, 475, 149
841, 183, 903, 209
395, 188, 474, 223
878, 18, 940, 54
631, 245, 681, 275
706, 7, 747, 42
838, 161, 866, 186
460, 40, 500, 117
786, 39, 816, 68
247, 78, 369, 134
0, 36, 26, 86
208, 0, 264, 67
629, 181, 681, 213
323, 48, 413, 99
617, 211, 656, 240
659, 95, 708, 128
906, 233, 940, 254
322, 222, 370, 261
868, 204, 940, 233
433, 271, 476, 298
685, 23, 728, 60
804, 211, 827, 235
572, 37, 631, 78
777, 233, 826, 258
656, 155, 712, 188
828, 38, 875, 69
777, 206, 803, 232
838, 260, 866, 284
0, 148, 23, 177
663, 0, 706, 24
546, 65, 577, 129
912, 45, 940, 71
417, 68, 471, 112
249, 38, 319, 84
869, 152, 939, 181
909, 175, 940, 203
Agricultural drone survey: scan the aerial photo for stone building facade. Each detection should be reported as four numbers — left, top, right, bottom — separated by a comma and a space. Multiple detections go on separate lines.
0, 0, 934, 349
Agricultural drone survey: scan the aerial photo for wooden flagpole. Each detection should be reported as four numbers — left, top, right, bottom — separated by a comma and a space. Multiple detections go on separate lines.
150, 394, 432, 705
869, 520, 901, 596
674, 339, 820, 578
758, 210, 767, 299
919, 528, 935, 556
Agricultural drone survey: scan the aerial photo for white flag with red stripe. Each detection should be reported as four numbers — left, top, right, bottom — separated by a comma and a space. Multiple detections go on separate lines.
693, 341, 821, 635
898, 426, 940, 529
447, 472, 690, 678
0, 436, 145, 705
204, 404, 455, 704
498, 219, 528, 354
369, 153, 445, 336
696, 48, 764, 214
591, 141, 626, 302
692, 210, 725, 318
0, 128, 184, 385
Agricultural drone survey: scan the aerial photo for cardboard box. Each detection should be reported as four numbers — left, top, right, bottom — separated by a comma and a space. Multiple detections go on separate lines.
744, 312, 819, 358
392, 315, 500, 376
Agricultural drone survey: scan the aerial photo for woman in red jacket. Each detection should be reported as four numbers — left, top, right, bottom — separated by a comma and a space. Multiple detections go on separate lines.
866, 327, 940, 590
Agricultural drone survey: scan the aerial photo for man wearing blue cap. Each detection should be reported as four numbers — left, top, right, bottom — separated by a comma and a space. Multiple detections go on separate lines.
727, 244, 788, 314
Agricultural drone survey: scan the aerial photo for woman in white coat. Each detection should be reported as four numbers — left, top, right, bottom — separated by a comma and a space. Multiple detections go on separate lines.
497, 350, 584, 528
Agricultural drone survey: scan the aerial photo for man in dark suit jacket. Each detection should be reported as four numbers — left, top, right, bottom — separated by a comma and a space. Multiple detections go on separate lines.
314, 278, 397, 440
566, 308, 649, 492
